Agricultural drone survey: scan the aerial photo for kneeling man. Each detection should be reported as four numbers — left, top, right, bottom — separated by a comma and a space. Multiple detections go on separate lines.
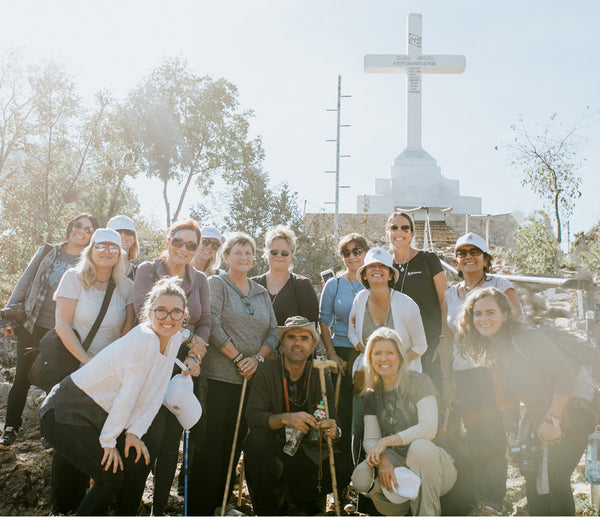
244, 316, 352, 515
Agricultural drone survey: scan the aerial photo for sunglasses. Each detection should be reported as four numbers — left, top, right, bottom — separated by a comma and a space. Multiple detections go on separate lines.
201, 238, 221, 251
269, 249, 290, 257
241, 297, 254, 315
341, 247, 364, 258
455, 248, 483, 258
389, 224, 412, 232
93, 243, 120, 254
73, 221, 94, 235
117, 229, 135, 238
171, 237, 199, 251
153, 308, 184, 321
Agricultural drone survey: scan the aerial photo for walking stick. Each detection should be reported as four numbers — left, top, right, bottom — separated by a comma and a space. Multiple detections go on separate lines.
313, 360, 340, 516
334, 360, 346, 412
183, 429, 190, 516
221, 377, 248, 517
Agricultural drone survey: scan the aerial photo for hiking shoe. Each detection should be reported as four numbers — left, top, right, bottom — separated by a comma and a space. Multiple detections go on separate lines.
0, 427, 17, 449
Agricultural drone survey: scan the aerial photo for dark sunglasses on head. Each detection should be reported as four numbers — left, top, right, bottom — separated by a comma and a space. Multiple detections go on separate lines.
117, 229, 135, 238
455, 248, 483, 258
341, 247, 364, 258
171, 237, 199, 251
73, 221, 94, 235
389, 224, 412, 232
153, 308, 184, 321
201, 238, 221, 251
269, 249, 290, 257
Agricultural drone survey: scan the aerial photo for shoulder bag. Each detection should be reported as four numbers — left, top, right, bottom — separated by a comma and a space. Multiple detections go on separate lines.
29, 279, 115, 392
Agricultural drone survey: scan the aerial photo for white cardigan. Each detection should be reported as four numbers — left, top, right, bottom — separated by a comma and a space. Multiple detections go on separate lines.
348, 289, 427, 372
71, 323, 182, 448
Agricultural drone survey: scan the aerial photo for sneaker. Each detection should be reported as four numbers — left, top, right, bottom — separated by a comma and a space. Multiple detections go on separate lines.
0, 427, 17, 449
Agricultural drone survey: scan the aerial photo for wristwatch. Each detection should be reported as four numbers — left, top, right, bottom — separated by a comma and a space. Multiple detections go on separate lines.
253, 354, 265, 363
544, 413, 561, 429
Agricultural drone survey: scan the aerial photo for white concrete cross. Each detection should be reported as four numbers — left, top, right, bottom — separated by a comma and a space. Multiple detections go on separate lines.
364, 13, 465, 150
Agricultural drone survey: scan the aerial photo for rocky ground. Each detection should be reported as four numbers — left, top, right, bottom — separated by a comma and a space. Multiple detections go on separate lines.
1, 280, 599, 516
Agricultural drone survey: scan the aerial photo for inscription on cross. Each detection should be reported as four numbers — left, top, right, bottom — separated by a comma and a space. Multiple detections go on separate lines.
364, 13, 465, 151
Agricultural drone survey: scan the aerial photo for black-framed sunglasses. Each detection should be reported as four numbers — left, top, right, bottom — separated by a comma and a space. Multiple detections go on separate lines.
269, 249, 291, 257
389, 224, 412, 232
241, 297, 254, 315
73, 220, 94, 235
153, 308, 185, 321
341, 247, 364, 258
93, 243, 120, 254
171, 237, 199, 251
455, 248, 483, 258
201, 238, 221, 251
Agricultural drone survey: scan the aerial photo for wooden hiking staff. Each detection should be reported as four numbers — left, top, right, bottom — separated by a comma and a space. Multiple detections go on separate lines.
313, 359, 340, 516
220, 377, 248, 517
334, 359, 346, 412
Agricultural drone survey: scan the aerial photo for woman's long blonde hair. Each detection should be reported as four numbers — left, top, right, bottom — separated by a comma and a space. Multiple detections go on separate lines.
362, 327, 410, 395
74, 242, 129, 296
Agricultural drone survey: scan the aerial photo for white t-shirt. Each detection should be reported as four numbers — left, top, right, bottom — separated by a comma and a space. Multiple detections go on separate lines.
54, 269, 134, 356
445, 275, 514, 371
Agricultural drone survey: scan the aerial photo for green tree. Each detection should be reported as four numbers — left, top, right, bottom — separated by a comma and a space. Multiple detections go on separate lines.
507, 211, 559, 275
127, 57, 256, 227
507, 112, 592, 243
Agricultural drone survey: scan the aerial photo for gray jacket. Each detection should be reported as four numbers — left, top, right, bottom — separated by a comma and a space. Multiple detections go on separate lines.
204, 273, 278, 385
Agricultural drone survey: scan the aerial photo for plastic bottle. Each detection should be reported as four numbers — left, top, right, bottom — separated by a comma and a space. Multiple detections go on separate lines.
585, 425, 600, 484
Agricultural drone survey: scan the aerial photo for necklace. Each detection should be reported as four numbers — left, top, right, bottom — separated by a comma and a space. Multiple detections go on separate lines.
94, 278, 109, 284
464, 274, 486, 293
345, 273, 360, 297
394, 259, 410, 293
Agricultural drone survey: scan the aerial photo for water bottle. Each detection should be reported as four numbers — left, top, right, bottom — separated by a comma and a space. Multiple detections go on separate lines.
585, 425, 600, 484
307, 400, 327, 442
283, 426, 305, 456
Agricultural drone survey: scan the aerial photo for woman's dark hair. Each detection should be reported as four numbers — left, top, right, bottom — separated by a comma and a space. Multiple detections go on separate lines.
456, 287, 519, 365
360, 266, 396, 289
337, 233, 369, 256
163, 220, 202, 252
456, 250, 493, 278
65, 213, 99, 240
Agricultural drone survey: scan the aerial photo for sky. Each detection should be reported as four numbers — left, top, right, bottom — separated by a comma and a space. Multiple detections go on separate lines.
2, 0, 599, 238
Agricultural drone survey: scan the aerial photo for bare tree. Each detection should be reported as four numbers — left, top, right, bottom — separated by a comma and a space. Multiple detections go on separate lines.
507, 111, 595, 243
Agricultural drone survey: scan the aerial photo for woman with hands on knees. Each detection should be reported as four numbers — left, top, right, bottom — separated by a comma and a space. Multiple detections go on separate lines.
38, 278, 190, 516
351, 327, 456, 516
456, 287, 596, 516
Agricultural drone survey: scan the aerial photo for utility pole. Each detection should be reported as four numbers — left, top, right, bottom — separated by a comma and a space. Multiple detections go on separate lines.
325, 75, 351, 242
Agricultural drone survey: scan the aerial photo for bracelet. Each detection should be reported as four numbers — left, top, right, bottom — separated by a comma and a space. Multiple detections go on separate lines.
253, 354, 265, 364
232, 353, 244, 365
187, 355, 200, 365
544, 413, 562, 429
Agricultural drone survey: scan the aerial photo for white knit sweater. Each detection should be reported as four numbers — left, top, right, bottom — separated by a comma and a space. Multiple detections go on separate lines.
71, 323, 182, 448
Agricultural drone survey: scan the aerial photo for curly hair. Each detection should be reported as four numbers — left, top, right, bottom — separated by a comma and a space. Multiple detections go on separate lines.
455, 287, 519, 365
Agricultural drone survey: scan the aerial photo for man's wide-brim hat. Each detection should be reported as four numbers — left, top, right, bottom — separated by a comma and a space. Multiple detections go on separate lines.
356, 247, 400, 287
276, 316, 319, 344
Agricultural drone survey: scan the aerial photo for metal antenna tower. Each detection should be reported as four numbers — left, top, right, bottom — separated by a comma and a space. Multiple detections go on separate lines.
325, 75, 351, 241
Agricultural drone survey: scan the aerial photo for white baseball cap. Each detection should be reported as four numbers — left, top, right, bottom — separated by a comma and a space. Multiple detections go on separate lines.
91, 228, 121, 247
454, 232, 488, 254
107, 215, 136, 233
163, 373, 203, 430
381, 466, 421, 504
356, 247, 400, 287
201, 227, 223, 242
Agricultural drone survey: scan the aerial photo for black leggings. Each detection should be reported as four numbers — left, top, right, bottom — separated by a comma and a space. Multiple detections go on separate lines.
5, 325, 48, 429
41, 409, 150, 516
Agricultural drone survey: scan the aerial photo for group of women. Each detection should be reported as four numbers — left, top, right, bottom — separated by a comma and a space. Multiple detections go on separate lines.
0, 210, 596, 516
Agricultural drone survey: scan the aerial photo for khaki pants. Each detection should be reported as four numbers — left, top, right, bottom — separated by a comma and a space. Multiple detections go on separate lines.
352, 439, 457, 516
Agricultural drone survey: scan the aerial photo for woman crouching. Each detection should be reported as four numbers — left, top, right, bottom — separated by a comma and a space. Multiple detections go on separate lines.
352, 327, 456, 516
38, 278, 190, 516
